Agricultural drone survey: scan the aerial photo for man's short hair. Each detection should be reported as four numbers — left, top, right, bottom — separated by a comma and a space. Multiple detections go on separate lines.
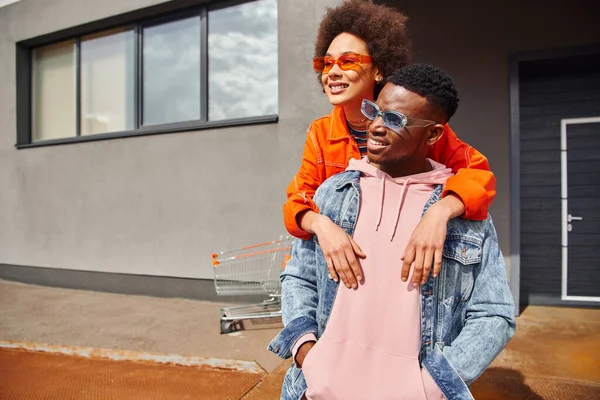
387, 64, 459, 122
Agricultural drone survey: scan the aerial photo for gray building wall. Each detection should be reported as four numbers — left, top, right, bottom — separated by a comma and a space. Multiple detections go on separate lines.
0, 0, 336, 280
0, 0, 599, 287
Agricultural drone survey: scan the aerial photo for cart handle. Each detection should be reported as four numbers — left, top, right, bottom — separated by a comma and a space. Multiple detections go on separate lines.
212, 247, 291, 267
241, 239, 284, 250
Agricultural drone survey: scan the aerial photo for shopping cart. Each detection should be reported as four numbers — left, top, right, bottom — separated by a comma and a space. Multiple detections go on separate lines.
211, 235, 293, 334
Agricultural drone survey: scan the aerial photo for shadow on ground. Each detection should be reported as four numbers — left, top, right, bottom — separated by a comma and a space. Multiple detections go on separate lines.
471, 368, 544, 400
245, 306, 600, 399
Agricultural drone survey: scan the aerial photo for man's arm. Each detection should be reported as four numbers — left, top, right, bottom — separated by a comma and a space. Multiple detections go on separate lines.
434, 220, 516, 385
268, 221, 321, 360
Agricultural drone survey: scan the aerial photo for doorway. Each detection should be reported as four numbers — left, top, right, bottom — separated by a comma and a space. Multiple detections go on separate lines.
514, 49, 600, 307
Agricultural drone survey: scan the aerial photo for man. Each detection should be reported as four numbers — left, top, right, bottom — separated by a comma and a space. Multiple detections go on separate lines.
268, 64, 515, 400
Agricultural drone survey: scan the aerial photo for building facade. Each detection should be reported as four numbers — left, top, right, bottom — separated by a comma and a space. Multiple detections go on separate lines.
1, 0, 599, 307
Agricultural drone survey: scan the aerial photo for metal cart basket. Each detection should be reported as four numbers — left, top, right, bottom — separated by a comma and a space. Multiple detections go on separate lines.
211, 235, 293, 333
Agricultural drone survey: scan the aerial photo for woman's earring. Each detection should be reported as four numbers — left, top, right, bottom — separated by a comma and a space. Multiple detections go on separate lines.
376, 77, 383, 83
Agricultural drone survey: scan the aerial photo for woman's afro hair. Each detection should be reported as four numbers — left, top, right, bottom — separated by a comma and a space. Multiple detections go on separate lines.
314, 0, 411, 96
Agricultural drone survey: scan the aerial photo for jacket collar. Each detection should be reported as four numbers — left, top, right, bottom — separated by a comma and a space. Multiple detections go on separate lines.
333, 170, 361, 190
327, 106, 353, 141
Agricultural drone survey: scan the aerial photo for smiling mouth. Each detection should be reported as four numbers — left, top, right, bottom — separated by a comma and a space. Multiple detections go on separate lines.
368, 138, 388, 148
329, 83, 349, 94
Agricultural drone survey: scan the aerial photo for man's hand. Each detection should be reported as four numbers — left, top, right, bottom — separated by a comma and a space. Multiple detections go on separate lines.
401, 194, 465, 286
295, 341, 316, 368
313, 215, 366, 289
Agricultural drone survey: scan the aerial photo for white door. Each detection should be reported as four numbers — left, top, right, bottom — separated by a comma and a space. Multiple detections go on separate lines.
561, 117, 600, 301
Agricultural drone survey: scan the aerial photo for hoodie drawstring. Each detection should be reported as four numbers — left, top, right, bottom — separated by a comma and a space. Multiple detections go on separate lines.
390, 178, 410, 241
348, 157, 452, 243
375, 176, 386, 232
375, 175, 411, 241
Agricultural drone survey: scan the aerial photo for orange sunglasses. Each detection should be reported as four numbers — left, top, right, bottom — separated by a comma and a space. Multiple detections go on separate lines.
313, 53, 373, 74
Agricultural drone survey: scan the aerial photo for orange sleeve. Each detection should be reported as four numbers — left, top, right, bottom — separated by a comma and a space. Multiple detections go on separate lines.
283, 126, 326, 240
427, 124, 496, 220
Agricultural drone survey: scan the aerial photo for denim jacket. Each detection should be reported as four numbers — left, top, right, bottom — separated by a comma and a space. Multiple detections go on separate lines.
268, 170, 516, 400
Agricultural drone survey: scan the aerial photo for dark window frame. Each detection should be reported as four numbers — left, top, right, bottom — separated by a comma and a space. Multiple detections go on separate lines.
15, 0, 278, 149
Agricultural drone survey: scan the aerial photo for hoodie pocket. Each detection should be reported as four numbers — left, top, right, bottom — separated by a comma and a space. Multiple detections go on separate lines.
302, 334, 428, 400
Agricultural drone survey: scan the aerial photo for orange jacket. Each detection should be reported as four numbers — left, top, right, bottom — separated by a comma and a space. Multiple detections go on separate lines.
284, 106, 496, 240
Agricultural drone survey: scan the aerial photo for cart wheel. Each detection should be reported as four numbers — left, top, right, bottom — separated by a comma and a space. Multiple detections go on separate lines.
220, 321, 233, 334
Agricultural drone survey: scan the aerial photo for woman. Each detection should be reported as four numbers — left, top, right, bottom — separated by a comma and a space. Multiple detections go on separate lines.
284, 0, 495, 289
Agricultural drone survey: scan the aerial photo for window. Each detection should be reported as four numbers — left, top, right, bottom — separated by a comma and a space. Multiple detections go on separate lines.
143, 17, 201, 126
208, 1, 278, 121
81, 28, 135, 135
32, 40, 77, 141
20, 0, 278, 146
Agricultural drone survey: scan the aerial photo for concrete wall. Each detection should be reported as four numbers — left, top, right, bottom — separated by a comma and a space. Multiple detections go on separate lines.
387, 0, 600, 272
0, 0, 338, 280
1, 0, 599, 284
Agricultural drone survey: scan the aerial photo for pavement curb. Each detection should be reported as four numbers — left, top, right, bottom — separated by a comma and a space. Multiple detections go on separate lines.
0, 340, 266, 374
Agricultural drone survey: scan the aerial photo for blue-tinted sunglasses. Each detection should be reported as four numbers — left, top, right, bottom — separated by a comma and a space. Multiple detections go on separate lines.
361, 99, 438, 134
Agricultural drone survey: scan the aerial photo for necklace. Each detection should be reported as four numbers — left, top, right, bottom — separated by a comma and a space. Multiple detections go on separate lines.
346, 118, 367, 130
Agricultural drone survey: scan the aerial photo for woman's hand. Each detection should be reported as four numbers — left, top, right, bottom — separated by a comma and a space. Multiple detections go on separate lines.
401, 194, 465, 286
312, 214, 366, 289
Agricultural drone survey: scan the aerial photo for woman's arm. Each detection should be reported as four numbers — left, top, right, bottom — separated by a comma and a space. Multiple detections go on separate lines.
283, 127, 365, 289
401, 124, 496, 286
283, 127, 325, 240
429, 124, 496, 220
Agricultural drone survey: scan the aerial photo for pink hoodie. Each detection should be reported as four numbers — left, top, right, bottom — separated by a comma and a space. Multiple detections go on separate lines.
298, 158, 453, 400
